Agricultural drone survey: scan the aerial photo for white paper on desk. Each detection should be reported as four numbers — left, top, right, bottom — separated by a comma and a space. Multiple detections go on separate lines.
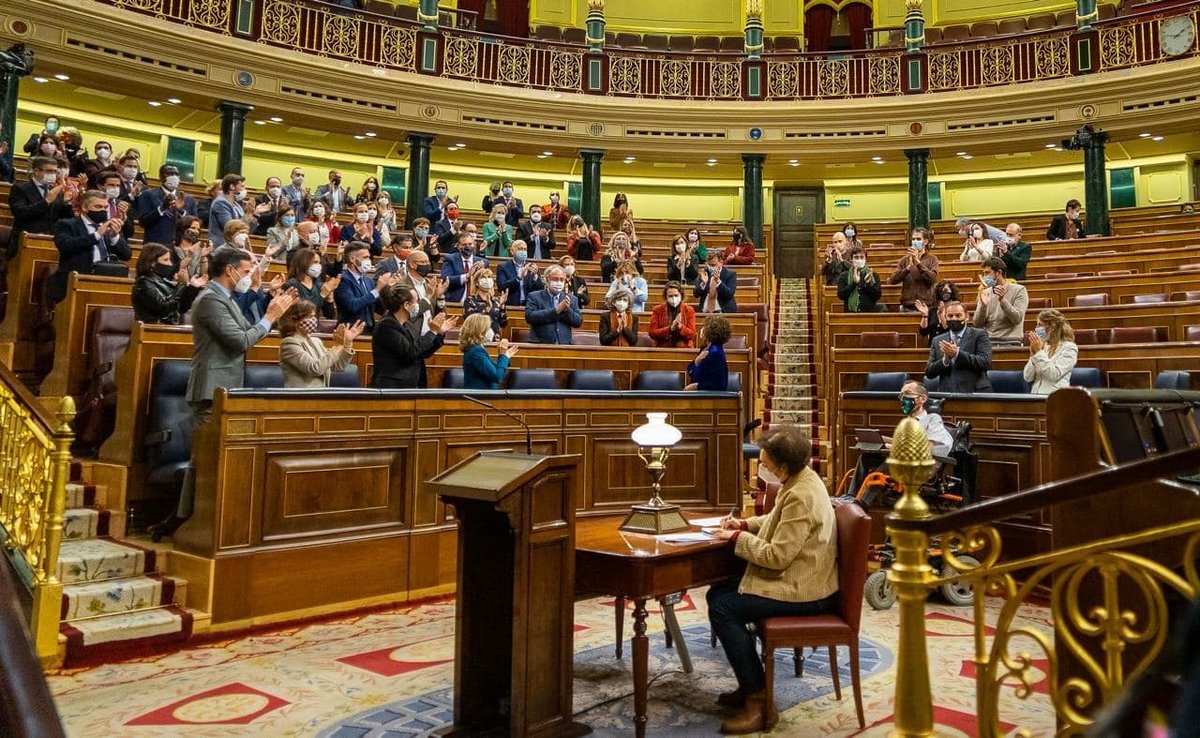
688, 516, 726, 528
659, 531, 715, 543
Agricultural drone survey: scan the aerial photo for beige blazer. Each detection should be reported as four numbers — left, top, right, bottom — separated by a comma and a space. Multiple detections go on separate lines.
734, 466, 839, 603
279, 334, 352, 388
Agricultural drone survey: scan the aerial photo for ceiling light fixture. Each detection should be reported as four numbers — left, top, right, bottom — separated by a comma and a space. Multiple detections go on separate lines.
147, 101, 162, 107
961, 154, 974, 160
269, 116, 283, 123
1139, 132, 1152, 138
542, 151, 553, 156
456, 143, 466, 148
364, 131, 377, 137
254, 120, 267, 125
167, 97, 182, 104
354, 135, 365, 140
1045, 143, 1057, 148
1152, 135, 1165, 141
33, 76, 48, 83
788, 158, 798, 164
956, 151, 967, 156
54, 73, 70, 81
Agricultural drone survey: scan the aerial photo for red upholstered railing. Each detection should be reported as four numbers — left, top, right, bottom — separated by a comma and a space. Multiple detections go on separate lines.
95, 0, 1200, 100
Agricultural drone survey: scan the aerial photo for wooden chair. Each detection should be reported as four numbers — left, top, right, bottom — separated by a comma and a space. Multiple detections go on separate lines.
1108, 326, 1159, 344
859, 331, 901, 349
758, 502, 871, 729
1071, 293, 1110, 307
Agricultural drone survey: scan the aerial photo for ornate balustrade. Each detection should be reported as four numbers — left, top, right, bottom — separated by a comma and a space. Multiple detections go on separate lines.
95, 0, 1200, 101
0, 361, 74, 662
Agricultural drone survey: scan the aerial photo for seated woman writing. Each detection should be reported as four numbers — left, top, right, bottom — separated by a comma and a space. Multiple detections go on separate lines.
709, 424, 838, 734
459, 313, 519, 390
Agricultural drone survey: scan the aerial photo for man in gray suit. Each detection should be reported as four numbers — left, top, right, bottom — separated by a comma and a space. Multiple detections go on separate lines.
150, 248, 298, 541
924, 301, 993, 393
313, 169, 352, 213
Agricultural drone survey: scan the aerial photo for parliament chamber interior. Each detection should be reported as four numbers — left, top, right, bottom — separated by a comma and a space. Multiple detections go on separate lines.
1, 0, 1200, 734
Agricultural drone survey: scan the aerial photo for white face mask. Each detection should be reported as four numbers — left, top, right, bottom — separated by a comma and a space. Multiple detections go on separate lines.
95, 147, 111, 160
758, 463, 781, 486
565, 265, 575, 276
306, 232, 321, 245
688, 233, 699, 242
105, 186, 121, 199
356, 212, 370, 223
667, 295, 681, 307
58, 168, 69, 179
366, 183, 377, 190
479, 277, 494, 290
407, 302, 420, 318
485, 329, 496, 342
531, 213, 542, 223
852, 259, 866, 269
307, 263, 323, 278
292, 174, 304, 185
232, 233, 249, 247
379, 200, 390, 208
972, 229, 983, 238
367, 209, 377, 219
613, 300, 629, 312
123, 167, 139, 179
359, 258, 375, 273
41, 172, 58, 186
234, 272, 252, 293
269, 186, 282, 198
549, 280, 565, 292
674, 243, 686, 253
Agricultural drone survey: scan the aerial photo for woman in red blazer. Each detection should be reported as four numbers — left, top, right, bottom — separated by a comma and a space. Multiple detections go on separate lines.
722, 225, 757, 265
648, 282, 697, 348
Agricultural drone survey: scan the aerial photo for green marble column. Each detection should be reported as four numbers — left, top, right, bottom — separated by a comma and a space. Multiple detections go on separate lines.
0, 45, 34, 183
405, 132, 435, 229
216, 101, 253, 176
1076, 0, 1098, 29
905, 148, 930, 232
744, 0, 764, 60
905, 0, 926, 52
586, 0, 606, 53
580, 148, 604, 233
1077, 125, 1110, 236
741, 153, 766, 253
418, 0, 439, 32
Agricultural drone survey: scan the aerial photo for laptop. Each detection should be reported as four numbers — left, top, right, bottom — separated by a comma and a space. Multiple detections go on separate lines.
853, 428, 886, 453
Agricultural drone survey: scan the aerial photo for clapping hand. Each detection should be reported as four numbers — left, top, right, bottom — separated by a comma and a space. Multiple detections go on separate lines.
617, 312, 627, 330
265, 287, 300, 322
498, 289, 509, 304
265, 242, 284, 260
430, 312, 458, 334
320, 273, 342, 299
189, 274, 208, 288
332, 323, 346, 344
254, 201, 272, 215
343, 320, 366, 346
915, 300, 929, 317
376, 271, 397, 289
116, 200, 129, 216
939, 339, 959, 358
268, 273, 285, 294
905, 247, 919, 264
504, 342, 520, 359
74, 174, 88, 189
555, 294, 570, 313
1027, 332, 1044, 354
670, 313, 682, 331
993, 282, 1007, 298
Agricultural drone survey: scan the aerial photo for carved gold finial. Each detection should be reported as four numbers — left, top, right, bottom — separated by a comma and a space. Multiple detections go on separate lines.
588, 0, 605, 11
746, 0, 763, 20
887, 417, 936, 519
56, 395, 76, 432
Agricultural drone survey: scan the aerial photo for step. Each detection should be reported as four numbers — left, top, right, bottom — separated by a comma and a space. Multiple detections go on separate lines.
63, 507, 111, 541
62, 574, 187, 621
58, 538, 156, 585
65, 483, 96, 509
768, 398, 813, 412
60, 605, 194, 665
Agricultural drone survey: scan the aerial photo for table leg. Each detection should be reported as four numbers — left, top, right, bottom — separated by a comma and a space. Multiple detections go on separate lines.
632, 597, 649, 738
660, 601, 693, 673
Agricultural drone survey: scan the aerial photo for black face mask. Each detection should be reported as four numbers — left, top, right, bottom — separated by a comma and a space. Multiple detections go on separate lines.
86, 210, 107, 224
940, 291, 954, 301
460, 246, 475, 257
184, 229, 200, 242
414, 263, 432, 277
153, 262, 176, 280
946, 319, 965, 332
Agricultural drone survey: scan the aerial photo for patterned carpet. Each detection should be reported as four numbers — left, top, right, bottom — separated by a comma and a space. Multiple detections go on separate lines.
47, 592, 1056, 736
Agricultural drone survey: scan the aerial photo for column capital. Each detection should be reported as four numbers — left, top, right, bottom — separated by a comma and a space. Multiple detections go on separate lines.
904, 148, 930, 160
217, 100, 253, 117
580, 148, 606, 160
741, 153, 767, 165
406, 131, 437, 147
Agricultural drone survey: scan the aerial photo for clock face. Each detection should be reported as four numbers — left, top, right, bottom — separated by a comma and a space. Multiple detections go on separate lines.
1160, 15, 1196, 57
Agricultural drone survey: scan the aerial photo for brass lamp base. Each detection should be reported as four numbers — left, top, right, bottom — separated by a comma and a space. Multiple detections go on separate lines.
619, 503, 690, 534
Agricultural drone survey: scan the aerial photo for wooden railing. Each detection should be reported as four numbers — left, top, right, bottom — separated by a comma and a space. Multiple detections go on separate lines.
92, 0, 1200, 101
0, 360, 75, 662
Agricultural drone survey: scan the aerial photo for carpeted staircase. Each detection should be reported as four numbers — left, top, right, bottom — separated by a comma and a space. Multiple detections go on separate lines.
764, 278, 821, 470
58, 463, 192, 665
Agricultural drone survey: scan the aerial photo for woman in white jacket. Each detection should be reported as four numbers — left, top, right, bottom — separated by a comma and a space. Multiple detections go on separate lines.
1023, 308, 1078, 394
958, 222, 994, 262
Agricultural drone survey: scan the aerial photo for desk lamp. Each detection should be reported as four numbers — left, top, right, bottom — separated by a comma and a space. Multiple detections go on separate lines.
620, 413, 690, 534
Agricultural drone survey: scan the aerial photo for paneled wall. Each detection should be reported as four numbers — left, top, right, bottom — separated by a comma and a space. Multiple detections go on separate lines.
873, 0, 1081, 27
529, 0, 803, 35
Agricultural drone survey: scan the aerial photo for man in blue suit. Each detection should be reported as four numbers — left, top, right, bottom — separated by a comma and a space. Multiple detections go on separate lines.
281, 166, 311, 220
49, 189, 132, 303
694, 251, 738, 313
334, 242, 397, 333
208, 173, 266, 247
496, 240, 543, 306
524, 265, 582, 344
421, 179, 454, 222
497, 180, 524, 227
440, 230, 489, 303
137, 164, 196, 244
924, 301, 993, 393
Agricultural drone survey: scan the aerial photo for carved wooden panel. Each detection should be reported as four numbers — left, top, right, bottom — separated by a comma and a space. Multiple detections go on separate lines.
262, 449, 404, 539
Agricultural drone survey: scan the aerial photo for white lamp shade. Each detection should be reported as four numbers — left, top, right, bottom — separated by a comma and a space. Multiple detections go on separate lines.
631, 412, 682, 447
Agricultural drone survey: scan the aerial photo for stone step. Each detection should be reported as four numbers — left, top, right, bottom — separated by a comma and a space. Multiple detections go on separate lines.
61, 574, 187, 621
58, 538, 156, 585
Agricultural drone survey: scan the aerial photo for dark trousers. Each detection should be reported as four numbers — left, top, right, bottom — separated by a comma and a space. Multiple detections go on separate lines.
177, 400, 213, 519
706, 579, 837, 693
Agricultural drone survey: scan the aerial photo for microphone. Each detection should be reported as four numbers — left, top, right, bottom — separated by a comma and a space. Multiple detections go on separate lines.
462, 394, 533, 456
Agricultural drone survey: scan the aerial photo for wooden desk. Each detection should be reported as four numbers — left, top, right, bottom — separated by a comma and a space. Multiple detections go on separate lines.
575, 515, 741, 738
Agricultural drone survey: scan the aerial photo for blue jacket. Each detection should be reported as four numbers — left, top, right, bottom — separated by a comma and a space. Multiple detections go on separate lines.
524, 289, 582, 345
693, 266, 738, 313
462, 343, 511, 389
207, 196, 245, 247
334, 270, 381, 330
688, 343, 729, 391
440, 252, 489, 303
338, 223, 383, 256
496, 260, 544, 306
136, 187, 197, 245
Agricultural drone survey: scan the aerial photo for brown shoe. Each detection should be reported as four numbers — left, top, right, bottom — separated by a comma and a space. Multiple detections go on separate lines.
716, 688, 745, 708
720, 689, 778, 734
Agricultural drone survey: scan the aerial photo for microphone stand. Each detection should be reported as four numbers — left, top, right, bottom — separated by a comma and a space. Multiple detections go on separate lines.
462, 394, 533, 456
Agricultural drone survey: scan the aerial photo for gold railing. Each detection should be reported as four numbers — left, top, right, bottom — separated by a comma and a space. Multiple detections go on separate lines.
885, 418, 1200, 736
0, 361, 75, 662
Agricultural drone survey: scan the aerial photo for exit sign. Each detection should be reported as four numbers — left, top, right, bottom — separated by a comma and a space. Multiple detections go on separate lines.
834, 198, 851, 207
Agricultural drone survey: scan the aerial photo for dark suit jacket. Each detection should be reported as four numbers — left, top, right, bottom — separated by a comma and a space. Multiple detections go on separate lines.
524, 289, 582, 344
333, 270, 381, 329
49, 216, 132, 303
9, 179, 73, 258
137, 187, 197, 245
513, 221, 556, 259
495, 260, 543, 306
370, 313, 444, 389
1046, 214, 1085, 241
924, 326, 993, 393
693, 266, 737, 313
439, 253, 489, 303
836, 267, 882, 312
186, 282, 269, 403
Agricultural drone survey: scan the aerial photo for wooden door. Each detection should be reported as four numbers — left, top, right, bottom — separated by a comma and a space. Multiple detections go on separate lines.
773, 188, 824, 278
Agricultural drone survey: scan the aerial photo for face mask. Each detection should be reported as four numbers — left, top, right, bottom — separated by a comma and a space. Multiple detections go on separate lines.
900, 396, 917, 415
105, 186, 121, 199
365, 183, 377, 191
164, 175, 180, 190
292, 175, 304, 185
460, 245, 475, 257
549, 280, 565, 292
306, 232, 321, 246
299, 316, 320, 334
153, 262, 176, 280
514, 250, 527, 263
667, 295, 681, 308
123, 167, 139, 179
356, 212, 370, 223
184, 229, 201, 242
502, 187, 513, 196
946, 319, 965, 332
414, 263, 432, 277
312, 206, 325, 218
674, 243, 686, 253
1069, 210, 1080, 219
613, 300, 629, 312
307, 263, 323, 279
757, 464, 780, 486
45, 121, 58, 133
565, 265, 575, 276
231, 233, 248, 247
40, 143, 56, 155
688, 233, 699, 242
485, 328, 496, 342
359, 258, 375, 273
845, 228, 856, 238
58, 169, 69, 179
495, 214, 506, 223
86, 209, 107, 224
912, 239, 924, 251
415, 228, 429, 238
1034, 325, 1049, 340
379, 200, 390, 208
407, 303, 420, 318
435, 187, 447, 197
479, 277, 494, 290
940, 290, 954, 301
1006, 235, 1018, 245
96, 147, 111, 159
367, 209, 378, 219
982, 275, 997, 288
41, 172, 58, 186
852, 259, 866, 269
234, 272, 252, 293
551, 195, 560, 203
281, 215, 296, 227
233, 188, 246, 201
972, 229, 983, 239
531, 213, 542, 223
269, 187, 282, 198
331, 176, 342, 184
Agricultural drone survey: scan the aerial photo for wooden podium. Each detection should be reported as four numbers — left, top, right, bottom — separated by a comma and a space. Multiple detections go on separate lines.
428, 451, 589, 737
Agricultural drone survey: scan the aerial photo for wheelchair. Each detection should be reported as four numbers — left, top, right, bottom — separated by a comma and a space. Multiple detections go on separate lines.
835, 419, 980, 610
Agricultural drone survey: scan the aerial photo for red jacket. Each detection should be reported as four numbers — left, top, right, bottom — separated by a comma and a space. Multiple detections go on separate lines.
647, 302, 697, 348
567, 231, 602, 260
722, 240, 756, 265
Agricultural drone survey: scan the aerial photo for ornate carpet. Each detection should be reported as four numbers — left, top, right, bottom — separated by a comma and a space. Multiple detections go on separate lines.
47, 593, 1055, 736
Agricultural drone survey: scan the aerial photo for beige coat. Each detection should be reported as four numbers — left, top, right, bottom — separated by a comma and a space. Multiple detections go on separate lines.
734, 466, 838, 603
279, 334, 353, 388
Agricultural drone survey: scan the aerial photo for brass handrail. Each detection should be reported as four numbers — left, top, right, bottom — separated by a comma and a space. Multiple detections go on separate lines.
0, 360, 75, 662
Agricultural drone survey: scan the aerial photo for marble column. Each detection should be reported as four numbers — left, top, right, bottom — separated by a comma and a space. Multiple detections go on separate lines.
741, 153, 766, 253
216, 101, 253, 177
905, 148, 930, 232
580, 148, 604, 232
405, 132, 435, 229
